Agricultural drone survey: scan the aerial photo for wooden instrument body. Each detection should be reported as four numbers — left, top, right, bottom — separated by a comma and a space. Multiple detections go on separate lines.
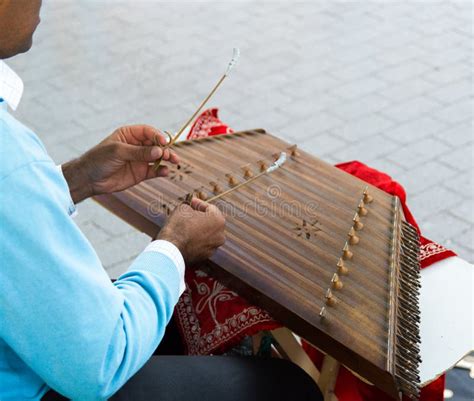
96, 130, 421, 399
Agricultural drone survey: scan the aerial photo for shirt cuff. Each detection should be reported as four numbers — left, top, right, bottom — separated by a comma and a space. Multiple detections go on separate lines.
57, 164, 78, 218
143, 240, 186, 296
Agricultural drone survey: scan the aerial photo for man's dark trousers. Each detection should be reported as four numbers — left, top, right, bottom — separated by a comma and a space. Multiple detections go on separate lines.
43, 356, 324, 401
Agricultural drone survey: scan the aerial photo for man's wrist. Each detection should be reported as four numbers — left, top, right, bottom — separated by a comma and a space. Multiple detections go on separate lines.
62, 158, 94, 203
157, 228, 188, 263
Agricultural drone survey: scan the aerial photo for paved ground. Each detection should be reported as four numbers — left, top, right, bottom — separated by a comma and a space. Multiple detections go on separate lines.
9, 1, 473, 275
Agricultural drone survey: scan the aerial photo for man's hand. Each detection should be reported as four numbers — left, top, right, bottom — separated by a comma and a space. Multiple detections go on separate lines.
62, 125, 179, 203
158, 198, 226, 265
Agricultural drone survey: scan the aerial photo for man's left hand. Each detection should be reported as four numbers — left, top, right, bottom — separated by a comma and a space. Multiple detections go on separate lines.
62, 125, 179, 203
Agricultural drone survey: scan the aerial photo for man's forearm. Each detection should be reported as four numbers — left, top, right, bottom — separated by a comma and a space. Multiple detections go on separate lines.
61, 158, 94, 204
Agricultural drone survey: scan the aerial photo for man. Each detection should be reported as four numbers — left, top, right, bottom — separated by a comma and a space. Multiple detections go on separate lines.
0, 1, 323, 400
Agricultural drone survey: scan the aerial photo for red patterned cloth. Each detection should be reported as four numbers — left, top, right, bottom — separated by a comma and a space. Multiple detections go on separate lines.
176, 109, 456, 401
186, 108, 234, 140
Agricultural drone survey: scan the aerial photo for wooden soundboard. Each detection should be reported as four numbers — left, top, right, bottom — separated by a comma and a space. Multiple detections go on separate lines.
96, 129, 421, 399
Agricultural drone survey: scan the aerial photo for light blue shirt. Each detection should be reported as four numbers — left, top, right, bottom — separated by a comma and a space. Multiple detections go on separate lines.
0, 98, 185, 400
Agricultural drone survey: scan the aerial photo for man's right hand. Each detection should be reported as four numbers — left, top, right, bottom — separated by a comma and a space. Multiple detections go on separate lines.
157, 198, 226, 265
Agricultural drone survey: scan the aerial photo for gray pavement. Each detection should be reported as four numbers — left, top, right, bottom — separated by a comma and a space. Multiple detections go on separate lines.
9, 1, 473, 275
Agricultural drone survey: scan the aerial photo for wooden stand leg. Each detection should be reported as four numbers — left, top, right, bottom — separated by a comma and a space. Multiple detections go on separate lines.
252, 328, 340, 401
318, 355, 340, 401
270, 328, 321, 384
251, 331, 264, 355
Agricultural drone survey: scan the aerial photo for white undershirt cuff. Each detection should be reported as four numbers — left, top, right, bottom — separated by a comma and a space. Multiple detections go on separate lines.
143, 240, 186, 296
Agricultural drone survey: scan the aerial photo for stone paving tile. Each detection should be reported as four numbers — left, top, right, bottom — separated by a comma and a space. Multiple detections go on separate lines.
395, 161, 459, 195
372, 44, 429, 67
383, 117, 448, 145
440, 144, 474, 170
409, 186, 468, 221
91, 209, 137, 239
375, 60, 432, 84
418, 47, 468, 69
451, 200, 474, 226
429, 79, 473, 104
330, 77, 388, 100
7, 1, 473, 267
443, 172, 474, 200
79, 222, 112, 246
45, 142, 82, 165
94, 232, 149, 269
451, 240, 474, 263
300, 133, 347, 158
424, 63, 472, 85
333, 114, 395, 142
106, 257, 137, 279
73, 199, 106, 226
387, 138, 453, 169
434, 121, 473, 147
379, 96, 443, 123
421, 212, 471, 247
281, 75, 341, 99
328, 58, 383, 82
331, 133, 400, 164
378, 78, 435, 103
275, 93, 343, 120
434, 98, 473, 125
280, 112, 344, 142
328, 94, 391, 121
364, 158, 405, 178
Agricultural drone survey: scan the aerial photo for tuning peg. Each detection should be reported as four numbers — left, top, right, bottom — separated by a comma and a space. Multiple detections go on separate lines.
342, 243, 353, 260
241, 165, 253, 179
337, 258, 348, 275
288, 144, 299, 157
348, 227, 360, 245
353, 214, 364, 231
319, 306, 327, 320
325, 289, 337, 306
358, 201, 368, 216
210, 181, 222, 194
197, 190, 207, 201
257, 160, 268, 172
331, 273, 343, 290
363, 188, 374, 203
225, 174, 238, 187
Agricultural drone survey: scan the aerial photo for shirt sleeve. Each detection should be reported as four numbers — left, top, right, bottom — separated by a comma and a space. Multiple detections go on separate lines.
0, 160, 184, 400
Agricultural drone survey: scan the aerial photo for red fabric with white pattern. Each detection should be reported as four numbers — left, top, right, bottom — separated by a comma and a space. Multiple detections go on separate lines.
186, 108, 234, 140
176, 109, 454, 401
